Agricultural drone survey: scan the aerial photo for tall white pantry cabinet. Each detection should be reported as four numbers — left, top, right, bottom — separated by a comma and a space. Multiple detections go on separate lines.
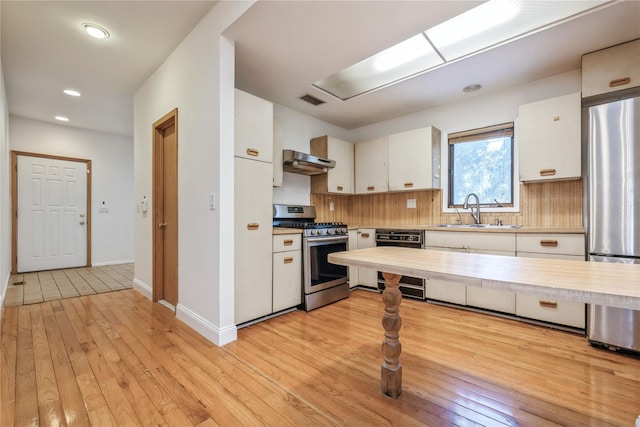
234, 89, 274, 324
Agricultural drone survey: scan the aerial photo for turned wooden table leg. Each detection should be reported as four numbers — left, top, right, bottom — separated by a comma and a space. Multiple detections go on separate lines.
381, 272, 403, 398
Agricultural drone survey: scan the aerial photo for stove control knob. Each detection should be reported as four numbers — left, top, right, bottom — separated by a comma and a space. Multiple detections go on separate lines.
327, 229, 335, 235
310, 229, 317, 236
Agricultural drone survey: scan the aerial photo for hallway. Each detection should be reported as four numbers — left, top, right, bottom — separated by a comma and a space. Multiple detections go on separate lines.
3, 264, 133, 307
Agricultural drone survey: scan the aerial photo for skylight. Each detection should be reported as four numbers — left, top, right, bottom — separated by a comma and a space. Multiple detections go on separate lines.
313, 0, 611, 100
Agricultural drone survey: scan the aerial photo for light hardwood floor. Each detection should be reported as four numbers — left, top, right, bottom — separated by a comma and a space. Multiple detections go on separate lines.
1, 288, 639, 426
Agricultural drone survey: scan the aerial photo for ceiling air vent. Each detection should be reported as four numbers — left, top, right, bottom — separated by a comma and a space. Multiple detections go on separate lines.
300, 94, 326, 106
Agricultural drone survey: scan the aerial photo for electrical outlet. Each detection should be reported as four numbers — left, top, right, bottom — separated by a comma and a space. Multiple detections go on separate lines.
407, 198, 417, 209
329, 202, 335, 211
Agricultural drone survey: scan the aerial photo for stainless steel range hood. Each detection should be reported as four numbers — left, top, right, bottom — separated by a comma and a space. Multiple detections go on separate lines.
282, 149, 335, 176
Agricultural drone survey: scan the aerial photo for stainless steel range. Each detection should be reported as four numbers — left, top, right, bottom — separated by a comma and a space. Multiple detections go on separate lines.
273, 204, 349, 311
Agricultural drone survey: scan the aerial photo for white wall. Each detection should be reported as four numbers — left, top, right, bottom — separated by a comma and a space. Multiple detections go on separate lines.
134, 1, 253, 346
273, 104, 350, 206
9, 116, 134, 265
0, 25, 12, 308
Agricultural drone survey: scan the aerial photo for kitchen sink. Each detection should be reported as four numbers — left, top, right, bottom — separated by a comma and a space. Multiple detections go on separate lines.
431, 224, 522, 229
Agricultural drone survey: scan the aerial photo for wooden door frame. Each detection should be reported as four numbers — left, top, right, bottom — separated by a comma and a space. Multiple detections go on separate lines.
152, 108, 178, 303
11, 150, 92, 274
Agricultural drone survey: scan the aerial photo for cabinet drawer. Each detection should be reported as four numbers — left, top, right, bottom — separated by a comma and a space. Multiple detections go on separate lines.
516, 294, 585, 329
273, 234, 301, 252
517, 234, 584, 256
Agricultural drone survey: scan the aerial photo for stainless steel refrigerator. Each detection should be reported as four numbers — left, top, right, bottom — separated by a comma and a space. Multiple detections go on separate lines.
587, 93, 640, 352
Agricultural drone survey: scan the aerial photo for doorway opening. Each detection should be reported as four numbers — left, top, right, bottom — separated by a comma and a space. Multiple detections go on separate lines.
152, 109, 179, 311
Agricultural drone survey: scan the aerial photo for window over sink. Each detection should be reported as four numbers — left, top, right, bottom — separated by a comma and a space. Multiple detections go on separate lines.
448, 122, 515, 209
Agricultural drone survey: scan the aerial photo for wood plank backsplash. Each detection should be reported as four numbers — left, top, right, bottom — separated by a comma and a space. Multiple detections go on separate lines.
311, 179, 583, 227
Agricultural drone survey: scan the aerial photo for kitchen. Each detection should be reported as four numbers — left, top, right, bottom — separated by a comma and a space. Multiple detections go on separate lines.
2, 1, 640, 425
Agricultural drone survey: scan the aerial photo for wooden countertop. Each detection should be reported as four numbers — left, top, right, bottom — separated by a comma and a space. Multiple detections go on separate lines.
348, 225, 584, 233
329, 247, 639, 310
273, 228, 303, 235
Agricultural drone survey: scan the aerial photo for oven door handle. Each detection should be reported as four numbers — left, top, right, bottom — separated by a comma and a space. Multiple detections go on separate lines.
305, 236, 349, 244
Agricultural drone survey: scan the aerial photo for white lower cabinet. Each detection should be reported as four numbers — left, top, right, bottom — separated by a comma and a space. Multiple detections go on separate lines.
515, 233, 586, 329
464, 249, 516, 314
424, 247, 467, 305
425, 230, 586, 329
425, 231, 516, 312
356, 228, 377, 288
272, 234, 302, 312
466, 287, 516, 314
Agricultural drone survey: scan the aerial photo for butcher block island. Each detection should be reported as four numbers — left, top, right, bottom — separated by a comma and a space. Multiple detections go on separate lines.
328, 246, 640, 398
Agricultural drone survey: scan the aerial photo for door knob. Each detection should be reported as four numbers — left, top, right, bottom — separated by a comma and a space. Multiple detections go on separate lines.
158, 223, 167, 228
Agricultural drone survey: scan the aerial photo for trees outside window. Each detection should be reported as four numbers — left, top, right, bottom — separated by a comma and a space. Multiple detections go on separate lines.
448, 123, 514, 207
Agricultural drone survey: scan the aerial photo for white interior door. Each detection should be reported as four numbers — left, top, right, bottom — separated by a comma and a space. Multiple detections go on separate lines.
17, 155, 87, 272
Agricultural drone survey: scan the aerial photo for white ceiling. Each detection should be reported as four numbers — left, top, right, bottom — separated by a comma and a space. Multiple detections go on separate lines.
2, 1, 640, 137
1, 1, 217, 136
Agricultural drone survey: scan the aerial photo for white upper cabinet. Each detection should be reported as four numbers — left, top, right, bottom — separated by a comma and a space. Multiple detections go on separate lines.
310, 136, 354, 194
355, 137, 389, 194
518, 92, 581, 182
388, 126, 441, 191
582, 39, 640, 98
234, 89, 273, 163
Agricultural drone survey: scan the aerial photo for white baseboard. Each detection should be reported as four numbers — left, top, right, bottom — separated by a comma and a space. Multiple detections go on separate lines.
92, 259, 135, 267
132, 278, 152, 299
177, 304, 237, 346
131, 278, 237, 346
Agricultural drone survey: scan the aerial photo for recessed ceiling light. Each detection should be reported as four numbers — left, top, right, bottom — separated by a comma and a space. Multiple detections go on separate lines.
63, 89, 81, 97
463, 84, 482, 93
82, 23, 110, 39
55, 116, 70, 122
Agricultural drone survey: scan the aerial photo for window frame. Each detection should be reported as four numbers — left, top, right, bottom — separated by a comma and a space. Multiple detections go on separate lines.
443, 122, 520, 214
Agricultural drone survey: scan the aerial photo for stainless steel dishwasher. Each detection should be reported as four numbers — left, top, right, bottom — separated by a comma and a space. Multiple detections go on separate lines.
375, 229, 425, 299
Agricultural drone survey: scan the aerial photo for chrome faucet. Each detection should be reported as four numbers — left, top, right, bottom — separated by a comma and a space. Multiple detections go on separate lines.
463, 193, 481, 224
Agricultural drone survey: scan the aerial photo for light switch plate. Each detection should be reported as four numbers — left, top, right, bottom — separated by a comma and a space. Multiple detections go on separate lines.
407, 198, 417, 209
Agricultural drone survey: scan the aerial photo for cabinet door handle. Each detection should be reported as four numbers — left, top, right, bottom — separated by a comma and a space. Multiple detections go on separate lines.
539, 168, 556, 176
246, 148, 259, 157
540, 239, 558, 247
283, 257, 294, 264
609, 77, 630, 88
404, 182, 414, 188
283, 239, 293, 246
336, 186, 343, 192
367, 186, 375, 191
158, 222, 167, 229
539, 300, 558, 309
361, 233, 370, 238
247, 223, 260, 230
